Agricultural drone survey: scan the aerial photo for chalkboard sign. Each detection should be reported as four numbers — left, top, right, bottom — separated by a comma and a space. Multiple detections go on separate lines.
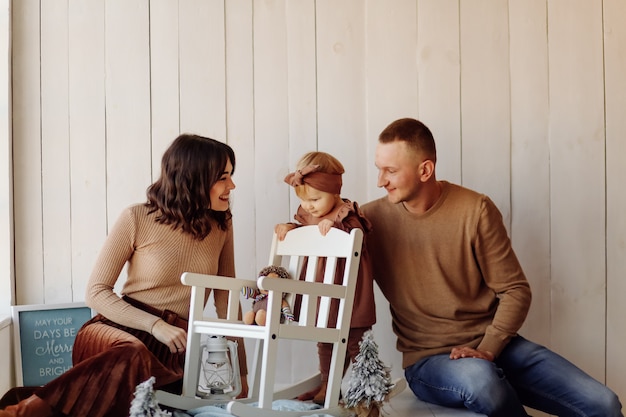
12, 303, 93, 386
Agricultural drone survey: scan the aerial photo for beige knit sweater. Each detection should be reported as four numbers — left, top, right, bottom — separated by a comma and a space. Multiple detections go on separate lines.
85, 203, 235, 335
362, 181, 531, 369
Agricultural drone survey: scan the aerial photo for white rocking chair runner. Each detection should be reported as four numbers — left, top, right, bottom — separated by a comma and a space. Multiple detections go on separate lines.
157, 226, 364, 417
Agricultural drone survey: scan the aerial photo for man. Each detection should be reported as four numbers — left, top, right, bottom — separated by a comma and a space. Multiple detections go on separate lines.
362, 117, 622, 416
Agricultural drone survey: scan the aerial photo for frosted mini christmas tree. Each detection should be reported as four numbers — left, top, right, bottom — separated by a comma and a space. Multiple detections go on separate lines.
344, 330, 395, 417
129, 376, 171, 417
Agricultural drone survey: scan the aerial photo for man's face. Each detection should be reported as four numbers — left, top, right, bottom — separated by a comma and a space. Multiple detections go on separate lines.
375, 141, 423, 205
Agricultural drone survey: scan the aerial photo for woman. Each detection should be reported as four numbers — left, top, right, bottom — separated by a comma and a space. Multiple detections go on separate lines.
1, 134, 248, 417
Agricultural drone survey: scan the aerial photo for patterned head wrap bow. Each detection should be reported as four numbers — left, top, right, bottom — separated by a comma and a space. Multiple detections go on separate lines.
284, 164, 342, 194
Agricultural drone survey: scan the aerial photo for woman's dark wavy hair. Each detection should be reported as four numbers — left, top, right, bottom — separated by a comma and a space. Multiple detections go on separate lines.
145, 134, 236, 239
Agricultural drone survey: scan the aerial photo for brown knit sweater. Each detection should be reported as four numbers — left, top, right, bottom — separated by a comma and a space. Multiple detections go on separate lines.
85, 203, 235, 334
362, 181, 531, 369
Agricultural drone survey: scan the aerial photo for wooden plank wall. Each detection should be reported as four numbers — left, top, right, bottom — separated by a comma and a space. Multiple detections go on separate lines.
604, 0, 626, 396
8, 0, 626, 407
0, 0, 11, 313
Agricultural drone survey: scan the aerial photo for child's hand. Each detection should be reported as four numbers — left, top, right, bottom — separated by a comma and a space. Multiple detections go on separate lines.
317, 219, 334, 236
275, 223, 296, 241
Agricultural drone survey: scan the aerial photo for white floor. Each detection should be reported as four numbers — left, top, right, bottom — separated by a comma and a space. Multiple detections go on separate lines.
386, 388, 549, 417
384, 387, 484, 417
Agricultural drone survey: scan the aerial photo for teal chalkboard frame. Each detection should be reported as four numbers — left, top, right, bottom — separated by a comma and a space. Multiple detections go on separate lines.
11, 302, 94, 386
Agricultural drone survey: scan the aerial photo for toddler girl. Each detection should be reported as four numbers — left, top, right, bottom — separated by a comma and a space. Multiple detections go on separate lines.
275, 151, 376, 405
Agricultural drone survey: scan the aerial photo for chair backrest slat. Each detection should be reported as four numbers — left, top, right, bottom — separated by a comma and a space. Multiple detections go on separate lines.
267, 226, 362, 332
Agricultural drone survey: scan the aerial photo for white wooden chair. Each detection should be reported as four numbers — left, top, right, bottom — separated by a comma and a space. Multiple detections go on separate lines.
157, 226, 364, 417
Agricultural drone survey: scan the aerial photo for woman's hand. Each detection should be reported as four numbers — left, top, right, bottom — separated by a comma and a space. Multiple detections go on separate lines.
151, 319, 188, 354
450, 346, 494, 362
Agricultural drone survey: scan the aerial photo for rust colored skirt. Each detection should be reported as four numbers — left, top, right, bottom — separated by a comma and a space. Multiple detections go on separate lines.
35, 299, 187, 417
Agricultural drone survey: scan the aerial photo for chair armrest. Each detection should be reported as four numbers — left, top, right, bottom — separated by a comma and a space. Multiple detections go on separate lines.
182, 273, 258, 322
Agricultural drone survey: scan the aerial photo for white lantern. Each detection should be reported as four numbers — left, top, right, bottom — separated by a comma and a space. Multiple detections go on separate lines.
197, 335, 242, 400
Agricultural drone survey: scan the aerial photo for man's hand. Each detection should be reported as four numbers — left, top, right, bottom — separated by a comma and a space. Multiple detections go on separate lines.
450, 346, 495, 362
151, 319, 187, 354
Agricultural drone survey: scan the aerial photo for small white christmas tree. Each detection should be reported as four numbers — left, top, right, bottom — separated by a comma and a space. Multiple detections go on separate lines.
344, 330, 395, 417
129, 376, 171, 417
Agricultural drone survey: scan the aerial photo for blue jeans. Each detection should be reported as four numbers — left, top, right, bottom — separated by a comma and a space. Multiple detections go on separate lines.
404, 336, 623, 417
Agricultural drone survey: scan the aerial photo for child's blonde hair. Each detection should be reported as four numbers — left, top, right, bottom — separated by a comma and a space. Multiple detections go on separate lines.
294, 152, 345, 198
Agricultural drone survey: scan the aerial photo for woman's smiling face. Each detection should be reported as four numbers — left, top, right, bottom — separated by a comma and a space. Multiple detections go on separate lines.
209, 159, 235, 211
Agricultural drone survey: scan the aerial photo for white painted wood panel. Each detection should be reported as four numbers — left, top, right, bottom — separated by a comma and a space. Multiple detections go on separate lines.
364, 0, 419, 202
67, 0, 107, 302
316, 0, 367, 203
179, 0, 226, 139
417, 0, 461, 184
603, 0, 626, 404
104, 0, 152, 226
285, 0, 317, 219
41, 1, 72, 304
508, 0, 551, 349
149, 0, 181, 175
547, 0, 606, 381
12, 0, 44, 305
0, 0, 11, 313
460, 0, 511, 227
253, 0, 291, 259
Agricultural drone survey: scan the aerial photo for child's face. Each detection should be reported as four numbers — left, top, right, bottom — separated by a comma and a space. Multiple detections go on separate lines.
298, 188, 338, 218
